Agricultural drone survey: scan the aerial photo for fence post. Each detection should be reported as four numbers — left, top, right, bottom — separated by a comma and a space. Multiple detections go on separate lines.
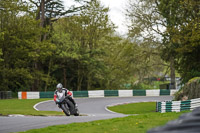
0, 91, 12, 99
156, 102, 158, 112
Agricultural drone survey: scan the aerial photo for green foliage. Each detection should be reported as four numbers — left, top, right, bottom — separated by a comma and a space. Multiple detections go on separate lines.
0, 0, 112, 91
132, 81, 170, 90
0, 49, 3, 62
50, 0, 115, 90
176, 77, 200, 100
126, 0, 200, 87
188, 77, 200, 84
157, 0, 200, 83
125, 0, 169, 84
2, 0, 191, 92
173, 88, 184, 101
0, 1, 34, 91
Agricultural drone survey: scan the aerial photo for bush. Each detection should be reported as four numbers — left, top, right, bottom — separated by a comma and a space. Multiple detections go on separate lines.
174, 77, 200, 100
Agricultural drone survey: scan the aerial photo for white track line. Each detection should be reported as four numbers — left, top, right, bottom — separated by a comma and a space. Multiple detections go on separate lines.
33, 100, 53, 111
105, 100, 159, 114
105, 101, 137, 114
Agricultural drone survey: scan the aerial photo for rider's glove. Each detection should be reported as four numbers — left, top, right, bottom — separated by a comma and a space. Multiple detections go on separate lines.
56, 99, 60, 103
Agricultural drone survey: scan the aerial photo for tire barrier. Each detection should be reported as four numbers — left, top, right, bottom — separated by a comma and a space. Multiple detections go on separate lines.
18, 89, 177, 99
157, 98, 200, 113
0, 91, 12, 99
148, 107, 200, 133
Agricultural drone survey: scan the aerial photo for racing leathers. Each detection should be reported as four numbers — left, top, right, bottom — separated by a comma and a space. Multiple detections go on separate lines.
54, 88, 77, 107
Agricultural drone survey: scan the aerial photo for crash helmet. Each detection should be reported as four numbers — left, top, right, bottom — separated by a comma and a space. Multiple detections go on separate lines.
56, 83, 63, 92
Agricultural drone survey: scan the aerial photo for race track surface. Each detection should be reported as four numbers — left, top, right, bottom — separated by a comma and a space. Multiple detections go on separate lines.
0, 96, 172, 133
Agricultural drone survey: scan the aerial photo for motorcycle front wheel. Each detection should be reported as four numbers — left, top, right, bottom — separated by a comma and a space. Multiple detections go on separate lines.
61, 104, 70, 116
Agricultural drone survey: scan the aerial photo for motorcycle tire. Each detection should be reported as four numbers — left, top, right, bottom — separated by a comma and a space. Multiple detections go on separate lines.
61, 104, 70, 116
66, 100, 74, 114
66, 100, 79, 116
74, 108, 79, 116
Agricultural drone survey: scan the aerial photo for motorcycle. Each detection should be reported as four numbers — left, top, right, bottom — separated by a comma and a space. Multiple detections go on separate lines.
56, 95, 79, 116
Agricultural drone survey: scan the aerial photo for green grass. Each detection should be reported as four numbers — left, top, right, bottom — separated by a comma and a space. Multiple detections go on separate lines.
0, 99, 64, 116
18, 112, 186, 133
17, 102, 189, 133
108, 102, 156, 114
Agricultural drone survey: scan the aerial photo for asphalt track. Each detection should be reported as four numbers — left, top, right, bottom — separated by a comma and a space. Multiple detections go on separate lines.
0, 96, 173, 133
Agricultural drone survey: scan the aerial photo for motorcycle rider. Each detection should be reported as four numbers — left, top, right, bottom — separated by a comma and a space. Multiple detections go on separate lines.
54, 83, 78, 108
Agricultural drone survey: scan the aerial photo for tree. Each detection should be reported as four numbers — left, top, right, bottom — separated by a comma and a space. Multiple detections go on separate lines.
155, 0, 183, 89
51, 0, 115, 90
51, 17, 80, 89
27, 0, 88, 90
126, 0, 200, 88
78, 0, 114, 90
125, 0, 169, 86
0, 0, 40, 91
159, 0, 200, 83
0, 0, 57, 92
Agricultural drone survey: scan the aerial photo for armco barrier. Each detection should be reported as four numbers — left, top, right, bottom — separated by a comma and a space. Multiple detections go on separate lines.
157, 98, 200, 113
104, 90, 118, 97
73, 91, 88, 97
119, 90, 132, 97
88, 90, 104, 98
133, 89, 146, 96
170, 90, 177, 96
160, 89, 170, 95
27, 92, 39, 99
146, 90, 160, 96
40, 92, 54, 98
18, 92, 39, 99
18, 92, 27, 99
0, 91, 12, 99
18, 89, 177, 99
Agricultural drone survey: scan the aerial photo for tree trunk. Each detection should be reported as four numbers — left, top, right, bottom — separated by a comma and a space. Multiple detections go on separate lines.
32, 0, 45, 91
170, 56, 176, 89
63, 68, 67, 88
87, 74, 91, 90
77, 64, 83, 91
44, 59, 52, 92
32, 62, 39, 91
40, 0, 45, 28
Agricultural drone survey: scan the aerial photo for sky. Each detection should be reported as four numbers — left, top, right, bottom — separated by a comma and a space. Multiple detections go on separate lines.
64, 0, 128, 35
100, 0, 128, 34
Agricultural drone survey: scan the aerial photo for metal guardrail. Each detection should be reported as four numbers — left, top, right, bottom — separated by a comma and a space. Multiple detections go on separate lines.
148, 107, 200, 133
0, 91, 12, 99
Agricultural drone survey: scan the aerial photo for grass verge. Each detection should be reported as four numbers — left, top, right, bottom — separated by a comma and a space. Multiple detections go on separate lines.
108, 102, 156, 114
18, 112, 186, 133
0, 99, 64, 116
18, 102, 189, 133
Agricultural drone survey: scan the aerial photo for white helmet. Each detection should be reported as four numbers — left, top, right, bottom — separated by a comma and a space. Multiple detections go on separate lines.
56, 83, 63, 92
